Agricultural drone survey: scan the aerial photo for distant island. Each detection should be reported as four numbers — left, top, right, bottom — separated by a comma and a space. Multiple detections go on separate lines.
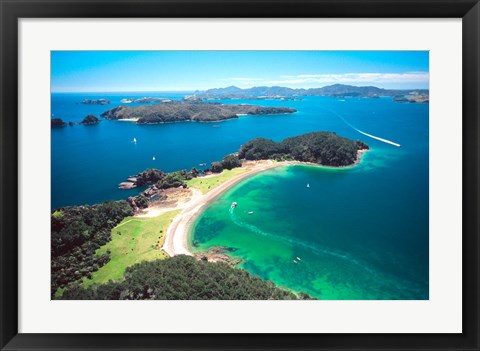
393, 92, 429, 103
82, 98, 111, 105
51, 118, 67, 127
100, 101, 297, 124
120, 97, 172, 104
51, 115, 101, 128
80, 114, 101, 125
194, 84, 429, 102
184, 94, 302, 102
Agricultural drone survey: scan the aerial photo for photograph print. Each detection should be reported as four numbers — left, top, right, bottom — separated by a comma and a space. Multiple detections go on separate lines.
51, 51, 429, 300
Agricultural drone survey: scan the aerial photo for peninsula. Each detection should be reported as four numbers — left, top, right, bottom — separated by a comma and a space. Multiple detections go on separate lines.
51, 131, 367, 300
162, 132, 369, 256
100, 101, 297, 124
239, 132, 369, 167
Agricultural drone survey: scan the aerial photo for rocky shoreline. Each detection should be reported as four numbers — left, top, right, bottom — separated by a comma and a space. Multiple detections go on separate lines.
195, 246, 243, 266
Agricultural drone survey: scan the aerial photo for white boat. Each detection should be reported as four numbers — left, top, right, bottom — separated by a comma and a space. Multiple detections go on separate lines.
306, 183, 310, 188
231, 202, 237, 208
248, 211, 254, 215
296, 257, 301, 261
133, 137, 137, 143
152, 156, 156, 161
293, 260, 298, 264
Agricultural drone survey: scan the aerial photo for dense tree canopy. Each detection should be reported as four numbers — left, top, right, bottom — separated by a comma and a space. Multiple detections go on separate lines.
221, 154, 242, 170
60, 255, 311, 300
210, 161, 224, 173
51, 201, 133, 297
100, 101, 296, 124
238, 132, 368, 167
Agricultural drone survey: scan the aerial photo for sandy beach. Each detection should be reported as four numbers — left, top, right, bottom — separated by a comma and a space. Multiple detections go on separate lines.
136, 187, 201, 218
162, 160, 290, 256
117, 117, 140, 122
157, 151, 367, 257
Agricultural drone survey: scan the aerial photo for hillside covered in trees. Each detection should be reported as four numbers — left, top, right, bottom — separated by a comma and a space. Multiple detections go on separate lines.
238, 132, 369, 167
51, 201, 133, 297
200, 84, 429, 100
100, 101, 296, 124
60, 255, 311, 300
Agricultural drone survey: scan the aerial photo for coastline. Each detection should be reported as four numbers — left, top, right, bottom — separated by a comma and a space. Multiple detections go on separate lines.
161, 148, 367, 257
116, 117, 140, 122
161, 160, 289, 256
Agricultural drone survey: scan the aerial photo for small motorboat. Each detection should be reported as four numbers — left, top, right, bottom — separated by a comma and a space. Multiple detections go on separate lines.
133, 137, 137, 143
248, 211, 254, 215
231, 202, 237, 208
293, 260, 298, 264
296, 257, 301, 261
152, 156, 156, 161
306, 183, 310, 188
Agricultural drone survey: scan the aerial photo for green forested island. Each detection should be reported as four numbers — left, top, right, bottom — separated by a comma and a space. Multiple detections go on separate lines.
239, 132, 369, 167
100, 101, 296, 124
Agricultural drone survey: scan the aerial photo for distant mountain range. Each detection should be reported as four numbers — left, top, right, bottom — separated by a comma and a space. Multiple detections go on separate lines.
197, 84, 429, 99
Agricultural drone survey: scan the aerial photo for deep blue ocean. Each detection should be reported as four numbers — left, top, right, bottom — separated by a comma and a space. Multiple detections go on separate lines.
51, 92, 429, 299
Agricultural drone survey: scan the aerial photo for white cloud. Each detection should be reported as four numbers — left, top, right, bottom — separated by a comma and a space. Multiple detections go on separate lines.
264, 72, 429, 86
224, 72, 428, 88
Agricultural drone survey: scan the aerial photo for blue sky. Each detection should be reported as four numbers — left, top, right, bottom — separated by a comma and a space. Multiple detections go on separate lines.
51, 51, 429, 92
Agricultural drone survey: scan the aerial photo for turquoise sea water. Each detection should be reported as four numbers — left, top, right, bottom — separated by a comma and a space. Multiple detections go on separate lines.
52, 93, 428, 299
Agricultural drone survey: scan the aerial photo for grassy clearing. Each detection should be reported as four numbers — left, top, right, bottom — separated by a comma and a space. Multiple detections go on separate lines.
54, 287, 65, 298
52, 210, 63, 218
83, 209, 180, 288
186, 167, 250, 194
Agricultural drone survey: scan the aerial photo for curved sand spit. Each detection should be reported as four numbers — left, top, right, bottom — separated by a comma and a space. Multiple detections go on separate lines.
160, 152, 366, 257
162, 160, 289, 256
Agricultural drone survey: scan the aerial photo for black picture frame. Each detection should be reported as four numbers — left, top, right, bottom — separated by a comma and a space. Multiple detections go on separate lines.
1, 0, 479, 350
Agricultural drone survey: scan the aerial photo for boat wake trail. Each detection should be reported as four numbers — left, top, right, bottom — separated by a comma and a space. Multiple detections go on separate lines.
228, 207, 377, 276
328, 109, 401, 147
